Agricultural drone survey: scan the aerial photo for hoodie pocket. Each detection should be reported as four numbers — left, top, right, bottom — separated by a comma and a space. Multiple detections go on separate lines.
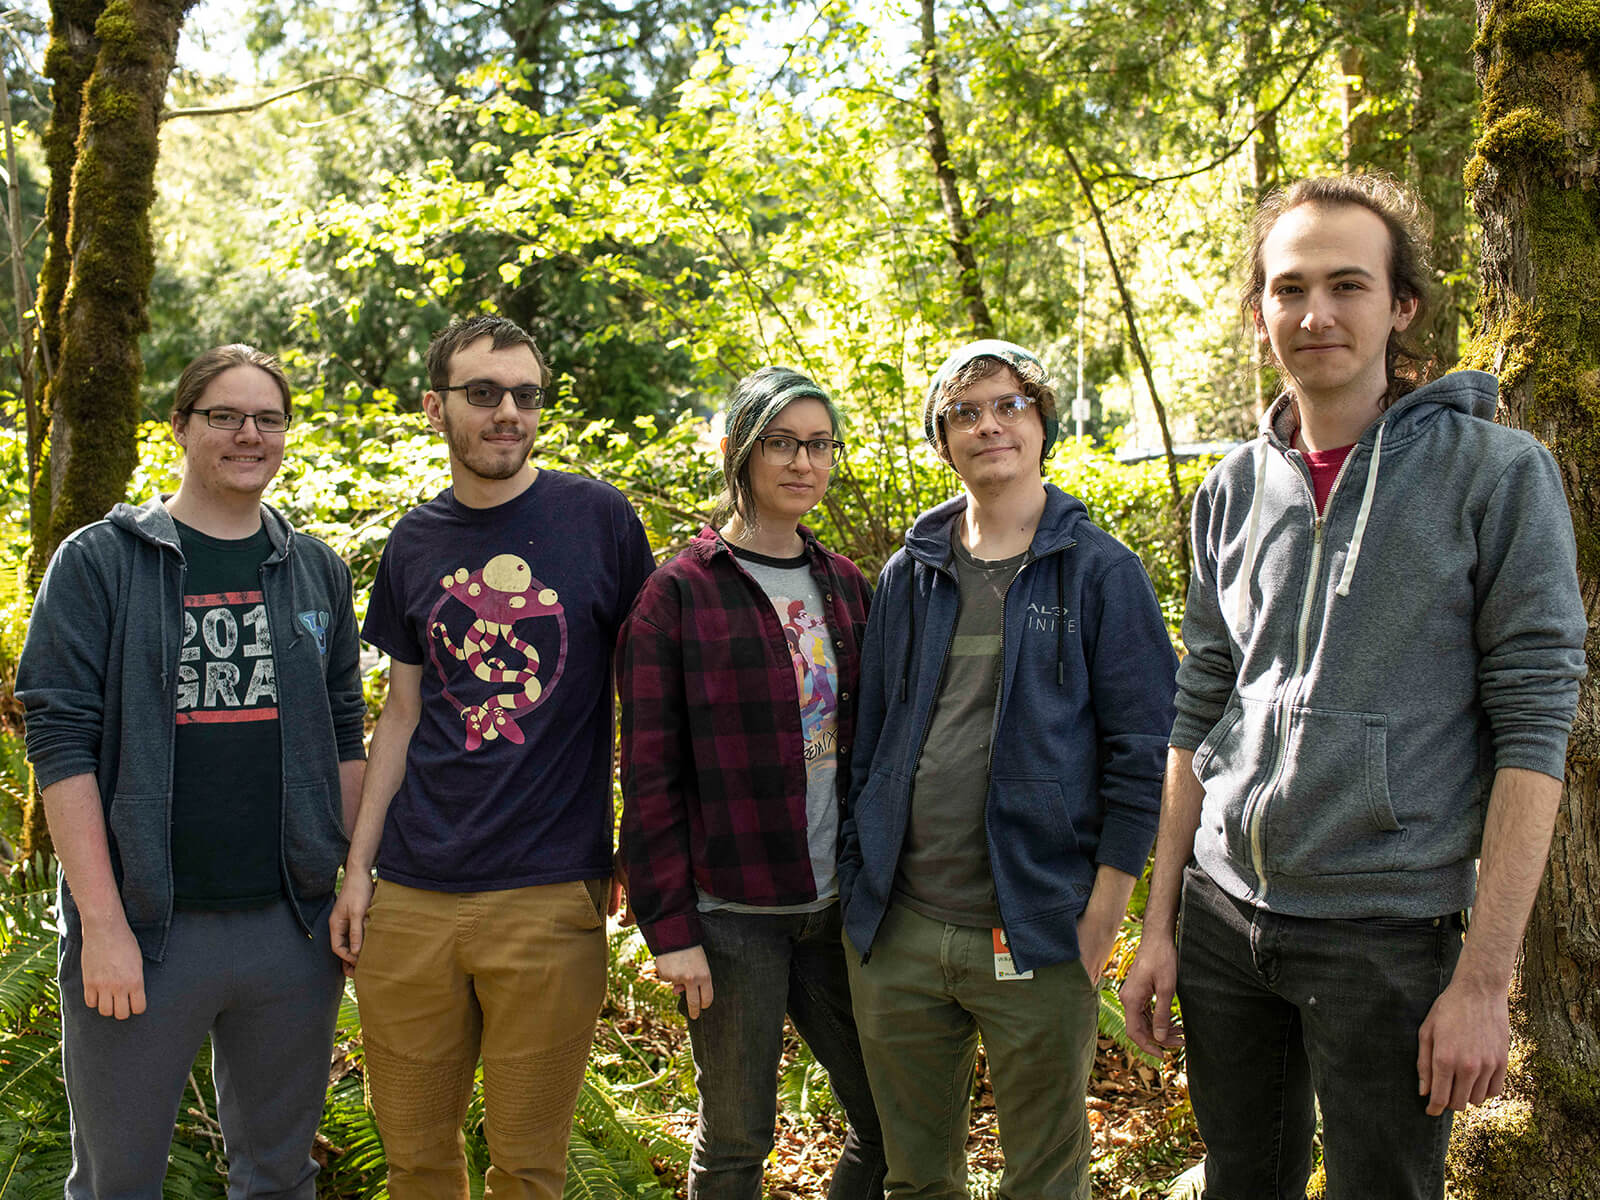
988, 776, 1089, 915
1268, 708, 1404, 877
1191, 701, 1270, 865
107, 793, 169, 924
283, 780, 348, 897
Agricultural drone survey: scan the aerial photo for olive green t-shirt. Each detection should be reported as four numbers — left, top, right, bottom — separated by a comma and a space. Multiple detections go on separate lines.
892, 535, 1027, 928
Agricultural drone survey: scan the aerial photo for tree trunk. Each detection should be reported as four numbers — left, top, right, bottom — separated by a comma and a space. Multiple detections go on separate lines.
918, 0, 994, 340
1405, 0, 1476, 369
30, 0, 105, 589
1338, 44, 1373, 168
1449, 1, 1600, 1194
20, 0, 197, 862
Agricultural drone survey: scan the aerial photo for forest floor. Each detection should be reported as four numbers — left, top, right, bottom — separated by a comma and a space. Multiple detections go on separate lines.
610, 984, 1205, 1200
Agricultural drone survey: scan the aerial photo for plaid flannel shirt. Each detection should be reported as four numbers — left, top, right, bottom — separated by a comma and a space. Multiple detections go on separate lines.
618, 525, 872, 955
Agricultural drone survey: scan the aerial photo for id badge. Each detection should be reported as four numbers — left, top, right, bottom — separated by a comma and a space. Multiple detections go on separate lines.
993, 927, 1033, 980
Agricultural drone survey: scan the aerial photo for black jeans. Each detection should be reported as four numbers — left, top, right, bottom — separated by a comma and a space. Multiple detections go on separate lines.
1176, 865, 1463, 1200
686, 903, 886, 1200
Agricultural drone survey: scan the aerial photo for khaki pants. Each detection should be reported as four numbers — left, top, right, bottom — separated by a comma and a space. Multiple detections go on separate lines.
354, 878, 608, 1200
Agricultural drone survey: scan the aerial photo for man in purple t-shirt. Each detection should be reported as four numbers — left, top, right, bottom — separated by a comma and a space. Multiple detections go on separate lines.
330, 316, 653, 1199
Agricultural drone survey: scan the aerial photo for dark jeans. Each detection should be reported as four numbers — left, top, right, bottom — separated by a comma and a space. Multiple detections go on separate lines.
686, 903, 886, 1200
58, 899, 344, 1200
1176, 865, 1464, 1200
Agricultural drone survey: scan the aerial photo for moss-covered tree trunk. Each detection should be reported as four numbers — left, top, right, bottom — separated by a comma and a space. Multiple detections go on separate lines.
1449, 1, 1600, 1194
29, 0, 105, 588
19, 0, 196, 861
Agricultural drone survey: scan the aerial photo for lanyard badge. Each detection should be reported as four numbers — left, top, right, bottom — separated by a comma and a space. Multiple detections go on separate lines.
992, 927, 1034, 980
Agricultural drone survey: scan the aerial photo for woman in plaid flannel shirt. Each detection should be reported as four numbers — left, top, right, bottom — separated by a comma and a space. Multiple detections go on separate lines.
618, 368, 886, 1200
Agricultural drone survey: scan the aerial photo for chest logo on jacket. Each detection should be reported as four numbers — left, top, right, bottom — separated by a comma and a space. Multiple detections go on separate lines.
1025, 601, 1075, 635
427, 553, 568, 751
297, 609, 330, 654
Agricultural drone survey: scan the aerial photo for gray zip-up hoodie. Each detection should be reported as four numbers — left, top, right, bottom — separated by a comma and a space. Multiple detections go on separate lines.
1170, 370, 1587, 918
17, 498, 366, 959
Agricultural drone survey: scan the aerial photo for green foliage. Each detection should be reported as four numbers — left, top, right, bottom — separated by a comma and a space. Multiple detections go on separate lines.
0, 851, 66, 1197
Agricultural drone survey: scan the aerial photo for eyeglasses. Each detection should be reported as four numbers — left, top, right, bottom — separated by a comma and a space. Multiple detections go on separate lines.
754, 435, 844, 468
942, 393, 1037, 432
438, 381, 545, 410
187, 408, 293, 432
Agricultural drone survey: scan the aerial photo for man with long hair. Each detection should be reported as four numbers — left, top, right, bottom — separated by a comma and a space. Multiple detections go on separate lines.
1121, 175, 1587, 1199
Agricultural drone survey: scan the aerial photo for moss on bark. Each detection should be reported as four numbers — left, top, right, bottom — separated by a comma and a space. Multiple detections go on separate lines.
19, 0, 197, 861
1451, 2, 1600, 1195
31, 0, 107, 588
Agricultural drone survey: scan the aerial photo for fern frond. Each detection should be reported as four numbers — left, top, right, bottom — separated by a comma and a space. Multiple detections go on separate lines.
0, 933, 54, 1030
562, 1127, 674, 1200
0, 1034, 61, 1109
0, 1121, 71, 1200
606, 928, 681, 1021
317, 1074, 389, 1200
576, 1074, 689, 1176
160, 1138, 226, 1200
562, 1130, 635, 1200
1097, 988, 1162, 1068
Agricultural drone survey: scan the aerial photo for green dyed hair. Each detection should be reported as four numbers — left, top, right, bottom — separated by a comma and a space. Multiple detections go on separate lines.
714, 366, 841, 527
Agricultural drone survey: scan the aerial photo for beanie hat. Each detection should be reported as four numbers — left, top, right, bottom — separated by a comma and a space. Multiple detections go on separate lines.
922, 339, 1059, 459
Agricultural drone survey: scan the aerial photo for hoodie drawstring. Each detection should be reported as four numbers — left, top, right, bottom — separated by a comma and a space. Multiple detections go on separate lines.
1335, 420, 1386, 597
1056, 558, 1065, 687
900, 580, 915, 702
1234, 443, 1271, 630
159, 557, 171, 693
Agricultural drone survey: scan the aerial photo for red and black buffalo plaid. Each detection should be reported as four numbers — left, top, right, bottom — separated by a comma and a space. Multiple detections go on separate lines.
617, 525, 872, 955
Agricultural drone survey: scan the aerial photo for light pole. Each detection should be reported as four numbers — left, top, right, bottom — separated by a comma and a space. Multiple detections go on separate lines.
1073, 238, 1090, 439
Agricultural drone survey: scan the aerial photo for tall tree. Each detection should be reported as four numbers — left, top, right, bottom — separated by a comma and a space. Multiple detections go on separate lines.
20, 0, 196, 859
1449, 1, 1600, 1194
918, 0, 993, 340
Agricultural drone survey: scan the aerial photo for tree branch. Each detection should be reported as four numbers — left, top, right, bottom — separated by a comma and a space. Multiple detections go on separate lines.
161, 73, 436, 122
1059, 138, 1190, 592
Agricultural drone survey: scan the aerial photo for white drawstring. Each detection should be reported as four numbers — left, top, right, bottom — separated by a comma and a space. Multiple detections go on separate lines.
1335, 420, 1386, 597
1234, 443, 1270, 630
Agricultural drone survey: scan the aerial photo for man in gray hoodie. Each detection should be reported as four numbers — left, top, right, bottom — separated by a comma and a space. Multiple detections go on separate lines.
1120, 176, 1587, 1200
18, 345, 366, 1198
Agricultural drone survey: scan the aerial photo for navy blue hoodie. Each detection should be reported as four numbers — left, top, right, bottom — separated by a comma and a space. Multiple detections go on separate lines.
839, 484, 1177, 973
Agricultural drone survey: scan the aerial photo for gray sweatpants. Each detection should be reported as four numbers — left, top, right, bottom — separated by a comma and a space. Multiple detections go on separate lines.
57, 898, 344, 1200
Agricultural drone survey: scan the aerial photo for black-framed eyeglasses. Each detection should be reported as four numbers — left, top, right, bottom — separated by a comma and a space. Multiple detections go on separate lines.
754, 435, 844, 468
438, 381, 545, 410
186, 408, 293, 432
942, 393, 1037, 432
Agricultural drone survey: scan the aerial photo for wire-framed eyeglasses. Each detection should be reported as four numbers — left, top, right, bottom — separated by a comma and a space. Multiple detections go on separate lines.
942, 393, 1037, 432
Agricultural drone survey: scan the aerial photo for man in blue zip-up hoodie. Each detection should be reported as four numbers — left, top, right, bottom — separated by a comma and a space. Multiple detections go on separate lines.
1121, 177, 1587, 1200
19, 345, 366, 1198
839, 340, 1177, 1200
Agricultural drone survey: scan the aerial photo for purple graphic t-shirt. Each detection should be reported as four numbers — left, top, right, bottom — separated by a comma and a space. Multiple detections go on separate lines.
362, 470, 653, 891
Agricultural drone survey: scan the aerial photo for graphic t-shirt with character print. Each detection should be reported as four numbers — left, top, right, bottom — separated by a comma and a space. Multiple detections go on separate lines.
362, 470, 654, 892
